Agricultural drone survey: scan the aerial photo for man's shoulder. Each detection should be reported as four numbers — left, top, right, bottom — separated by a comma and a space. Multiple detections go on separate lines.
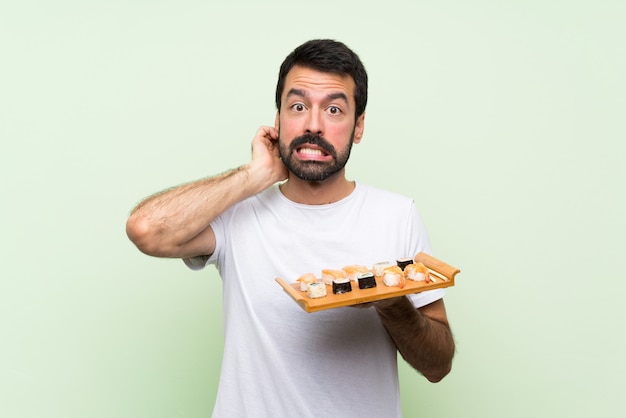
356, 182, 414, 204
241, 184, 282, 206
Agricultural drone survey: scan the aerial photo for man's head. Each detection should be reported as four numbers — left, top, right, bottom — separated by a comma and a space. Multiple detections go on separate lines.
274, 40, 368, 183
275, 39, 368, 120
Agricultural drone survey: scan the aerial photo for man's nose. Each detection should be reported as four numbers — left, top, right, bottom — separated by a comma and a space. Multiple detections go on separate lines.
305, 110, 323, 135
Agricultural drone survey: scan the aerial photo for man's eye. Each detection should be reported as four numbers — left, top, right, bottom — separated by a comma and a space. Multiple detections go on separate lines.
292, 104, 305, 112
328, 106, 342, 115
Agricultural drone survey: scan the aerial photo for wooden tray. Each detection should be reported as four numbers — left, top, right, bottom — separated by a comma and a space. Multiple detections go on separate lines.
275, 252, 460, 313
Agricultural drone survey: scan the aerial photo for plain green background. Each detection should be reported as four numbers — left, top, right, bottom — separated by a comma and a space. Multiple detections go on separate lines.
2, 1, 624, 417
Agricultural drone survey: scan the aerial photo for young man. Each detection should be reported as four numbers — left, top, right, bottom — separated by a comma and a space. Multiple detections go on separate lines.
126, 39, 455, 417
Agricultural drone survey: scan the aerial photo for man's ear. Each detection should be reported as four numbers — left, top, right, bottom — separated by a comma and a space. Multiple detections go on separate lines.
353, 112, 365, 144
275, 112, 280, 131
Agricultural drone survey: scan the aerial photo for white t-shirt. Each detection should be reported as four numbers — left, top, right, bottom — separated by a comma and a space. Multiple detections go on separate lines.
185, 182, 444, 418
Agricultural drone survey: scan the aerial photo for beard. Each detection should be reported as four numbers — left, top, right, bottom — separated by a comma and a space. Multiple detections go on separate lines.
278, 129, 355, 182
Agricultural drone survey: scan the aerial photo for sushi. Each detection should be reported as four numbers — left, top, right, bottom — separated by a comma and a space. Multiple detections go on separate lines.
342, 264, 369, 282
396, 257, 413, 271
404, 262, 431, 283
332, 278, 352, 294
382, 265, 406, 289
357, 272, 377, 289
297, 273, 318, 291
307, 282, 327, 298
321, 269, 345, 286
372, 261, 393, 277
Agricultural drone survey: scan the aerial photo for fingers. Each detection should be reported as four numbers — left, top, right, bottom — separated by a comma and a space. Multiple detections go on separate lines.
267, 126, 278, 142
254, 126, 278, 143
249, 125, 288, 185
251, 126, 279, 156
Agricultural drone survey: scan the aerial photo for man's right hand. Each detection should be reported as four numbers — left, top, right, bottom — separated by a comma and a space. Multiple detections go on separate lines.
247, 126, 288, 189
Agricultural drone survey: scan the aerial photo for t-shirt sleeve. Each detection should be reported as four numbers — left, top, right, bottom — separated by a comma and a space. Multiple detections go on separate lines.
406, 202, 432, 256
405, 201, 445, 307
181, 213, 225, 271
182, 254, 211, 270
407, 288, 445, 308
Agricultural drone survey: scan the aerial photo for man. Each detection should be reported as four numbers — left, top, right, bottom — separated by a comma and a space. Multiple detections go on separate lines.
126, 39, 455, 417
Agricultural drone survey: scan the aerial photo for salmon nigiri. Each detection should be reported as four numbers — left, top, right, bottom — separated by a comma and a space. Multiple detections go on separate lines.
297, 273, 318, 291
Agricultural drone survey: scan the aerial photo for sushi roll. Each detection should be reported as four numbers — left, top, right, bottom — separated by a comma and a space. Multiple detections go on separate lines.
342, 264, 369, 282
321, 269, 345, 286
332, 278, 352, 294
297, 273, 318, 291
396, 257, 413, 271
357, 272, 377, 289
382, 265, 406, 289
404, 262, 431, 283
307, 282, 327, 298
372, 261, 393, 277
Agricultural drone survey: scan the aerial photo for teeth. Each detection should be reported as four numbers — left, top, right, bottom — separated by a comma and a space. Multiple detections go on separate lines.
299, 148, 323, 155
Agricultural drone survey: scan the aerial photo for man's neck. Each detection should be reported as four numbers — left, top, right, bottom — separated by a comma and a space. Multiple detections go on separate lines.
279, 171, 355, 205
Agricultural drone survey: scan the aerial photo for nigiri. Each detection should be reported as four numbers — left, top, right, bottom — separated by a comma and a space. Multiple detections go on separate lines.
372, 261, 393, 277
342, 264, 369, 282
382, 265, 406, 288
297, 273, 318, 291
404, 262, 431, 283
321, 269, 345, 286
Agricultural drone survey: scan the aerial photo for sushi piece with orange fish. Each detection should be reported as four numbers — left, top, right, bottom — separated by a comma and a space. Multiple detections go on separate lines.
381, 265, 406, 289
404, 262, 432, 283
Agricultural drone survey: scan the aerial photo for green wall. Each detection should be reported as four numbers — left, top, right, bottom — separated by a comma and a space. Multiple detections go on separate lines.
2, 1, 624, 417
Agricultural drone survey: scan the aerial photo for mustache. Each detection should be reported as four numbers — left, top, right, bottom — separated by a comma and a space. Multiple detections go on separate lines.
289, 133, 337, 158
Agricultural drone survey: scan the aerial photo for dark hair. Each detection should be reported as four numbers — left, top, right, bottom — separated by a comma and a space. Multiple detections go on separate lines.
275, 39, 368, 119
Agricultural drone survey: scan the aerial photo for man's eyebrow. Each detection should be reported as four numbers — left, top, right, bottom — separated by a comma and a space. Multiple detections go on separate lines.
286, 88, 307, 99
285, 88, 349, 103
326, 92, 349, 103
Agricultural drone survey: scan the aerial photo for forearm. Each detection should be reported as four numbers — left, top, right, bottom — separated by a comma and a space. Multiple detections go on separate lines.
126, 164, 266, 257
375, 297, 455, 382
